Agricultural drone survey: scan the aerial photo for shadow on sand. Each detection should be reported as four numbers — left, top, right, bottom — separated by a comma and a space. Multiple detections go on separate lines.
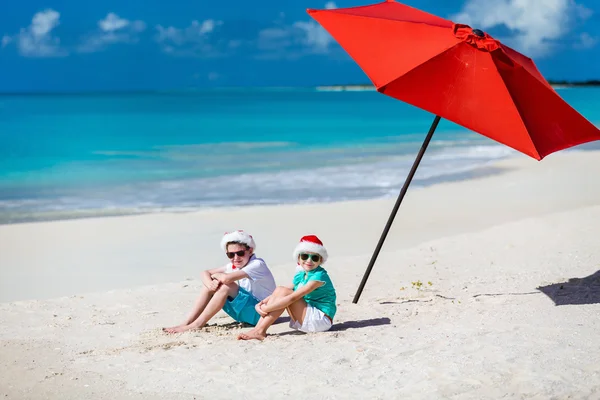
537, 270, 600, 306
329, 317, 391, 332
274, 317, 392, 337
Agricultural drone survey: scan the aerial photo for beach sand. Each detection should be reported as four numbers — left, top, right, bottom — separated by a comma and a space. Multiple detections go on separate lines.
1, 150, 600, 399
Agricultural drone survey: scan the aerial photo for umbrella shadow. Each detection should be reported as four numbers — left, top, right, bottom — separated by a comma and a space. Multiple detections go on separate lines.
537, 270, 600, 306
329, 317, 391, 332
273, 317, 392, 337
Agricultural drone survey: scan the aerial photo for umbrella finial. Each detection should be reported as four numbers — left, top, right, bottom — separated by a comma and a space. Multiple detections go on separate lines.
472, 28, 485, 37
453, 24, 499, 51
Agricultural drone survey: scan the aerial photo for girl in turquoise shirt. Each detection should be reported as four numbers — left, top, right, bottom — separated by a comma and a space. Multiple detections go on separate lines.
237, 235, 337, 341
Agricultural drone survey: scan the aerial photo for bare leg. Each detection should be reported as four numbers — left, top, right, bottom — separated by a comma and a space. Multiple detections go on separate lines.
237, 308, 287, 341
238, 287, 307, 341
286, 296, 308, 325
163, 285, 216, 333
165, 283, 238, 334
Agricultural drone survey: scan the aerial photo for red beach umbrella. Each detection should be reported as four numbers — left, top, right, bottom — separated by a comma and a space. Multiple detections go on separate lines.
307, 0, 600, 303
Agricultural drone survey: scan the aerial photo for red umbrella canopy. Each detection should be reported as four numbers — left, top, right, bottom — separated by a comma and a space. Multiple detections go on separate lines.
308, 0, 600, 160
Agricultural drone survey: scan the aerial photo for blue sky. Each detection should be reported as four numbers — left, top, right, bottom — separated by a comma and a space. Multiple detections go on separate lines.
1, 0, 599, 92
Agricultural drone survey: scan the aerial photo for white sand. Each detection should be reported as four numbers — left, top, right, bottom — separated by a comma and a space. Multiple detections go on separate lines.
1, 150, 600, 399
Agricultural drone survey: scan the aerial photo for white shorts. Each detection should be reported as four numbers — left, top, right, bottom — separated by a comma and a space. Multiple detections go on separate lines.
289, 305, 332, 333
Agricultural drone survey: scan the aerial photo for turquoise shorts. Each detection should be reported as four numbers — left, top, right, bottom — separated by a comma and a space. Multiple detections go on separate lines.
222, 286, 261, 326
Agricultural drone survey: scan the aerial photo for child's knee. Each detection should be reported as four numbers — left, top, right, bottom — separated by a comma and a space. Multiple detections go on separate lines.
217, 282, 239, 297
218, 282, 234, 291
274, 286, 293, 295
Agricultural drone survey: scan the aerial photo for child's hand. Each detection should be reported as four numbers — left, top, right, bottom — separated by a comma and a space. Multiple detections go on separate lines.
211, 273, 227, 283
255, 302, 268, 317
206, 279, 220, 292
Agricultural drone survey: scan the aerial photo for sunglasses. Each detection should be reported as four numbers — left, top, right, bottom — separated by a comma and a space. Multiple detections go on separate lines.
300, 253, 321, 262
226, 250, 247, 259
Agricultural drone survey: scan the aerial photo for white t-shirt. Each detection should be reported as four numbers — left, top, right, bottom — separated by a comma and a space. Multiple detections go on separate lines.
225, 254, 276, 301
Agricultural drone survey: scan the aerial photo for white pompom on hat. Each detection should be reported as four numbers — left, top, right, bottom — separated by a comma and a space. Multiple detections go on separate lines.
293, 235, 328, 264
220, 230, 256, 252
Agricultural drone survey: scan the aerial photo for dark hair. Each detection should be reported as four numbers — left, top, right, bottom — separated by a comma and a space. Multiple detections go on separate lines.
226, 241, 251, 251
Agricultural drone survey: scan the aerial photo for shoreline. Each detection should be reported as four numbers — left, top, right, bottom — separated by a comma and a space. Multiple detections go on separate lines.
0, 161, 513, 226
3, 144, 599, 227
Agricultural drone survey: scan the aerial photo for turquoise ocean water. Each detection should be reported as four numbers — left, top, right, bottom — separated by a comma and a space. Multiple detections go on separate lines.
1, 87, 599, 224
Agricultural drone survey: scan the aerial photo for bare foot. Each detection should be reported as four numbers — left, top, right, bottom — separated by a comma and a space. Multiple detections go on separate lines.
237, 329, 266, 341
163, 325, 192, 334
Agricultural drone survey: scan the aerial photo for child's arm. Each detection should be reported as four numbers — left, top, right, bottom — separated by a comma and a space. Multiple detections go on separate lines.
261, 281, 324, 313
202, 267, 226, 291
258, 283, 293, 307
211, 269, 249, 285
255, 294, 272, 315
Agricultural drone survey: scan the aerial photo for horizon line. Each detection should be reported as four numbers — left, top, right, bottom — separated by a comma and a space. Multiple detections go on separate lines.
1, 79, 599, 96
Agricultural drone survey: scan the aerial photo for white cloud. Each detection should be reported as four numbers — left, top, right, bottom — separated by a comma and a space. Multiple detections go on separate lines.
255, 2, 337, 59
575, 32, 598, 49
293, 21, 333, 52
257, 27, 292, 51
451, 0, 593, 57
1, 9, 66, 57
156, 20, 219, 44
155, 19, 222, 56
574, 3, 594, 19
99, 13, 130, 32
78, 13, 146, 53
295, 1, 337, 52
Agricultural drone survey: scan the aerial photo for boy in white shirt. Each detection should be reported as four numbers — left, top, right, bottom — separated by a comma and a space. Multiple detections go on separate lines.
163, 230, 276, 334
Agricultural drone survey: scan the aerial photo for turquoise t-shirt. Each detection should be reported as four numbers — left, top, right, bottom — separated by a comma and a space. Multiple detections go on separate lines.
293, 266, 337, 320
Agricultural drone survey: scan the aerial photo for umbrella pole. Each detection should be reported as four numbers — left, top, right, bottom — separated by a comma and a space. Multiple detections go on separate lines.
352, 115, 442, 304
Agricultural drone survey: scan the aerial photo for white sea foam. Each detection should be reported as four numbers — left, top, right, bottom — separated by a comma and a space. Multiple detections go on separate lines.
0, 143, 517, 223
428, 145, 517, 161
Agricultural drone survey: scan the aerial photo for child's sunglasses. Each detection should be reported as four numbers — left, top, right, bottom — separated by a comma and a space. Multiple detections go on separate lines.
226, 250, 246, 259
300, 253, 321, 262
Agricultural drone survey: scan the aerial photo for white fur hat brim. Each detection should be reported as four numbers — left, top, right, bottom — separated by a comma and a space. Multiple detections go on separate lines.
221, 230, 256, 252
293, 242, 328, 264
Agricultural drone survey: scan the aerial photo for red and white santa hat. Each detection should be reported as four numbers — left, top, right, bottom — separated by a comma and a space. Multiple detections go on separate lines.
220, 230, 256, 252
293, 235, 328, 264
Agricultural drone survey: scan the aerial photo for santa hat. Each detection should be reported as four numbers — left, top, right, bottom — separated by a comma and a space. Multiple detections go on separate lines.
293, 235, 328, 264
220, 230, 256, 252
